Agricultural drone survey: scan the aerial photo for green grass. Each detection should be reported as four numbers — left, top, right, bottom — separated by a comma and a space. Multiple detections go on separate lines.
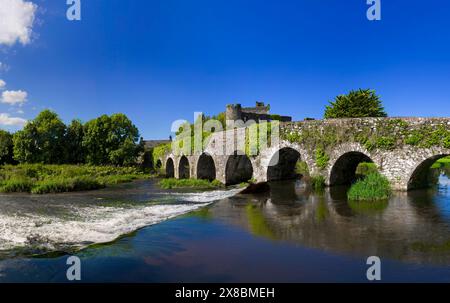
0, 164, 148, 194
295, 161, 310, 177
159, 178, 224, 189
310, 175, 326, 192
437, 156, 450, 164
355, 162, 378, 177
347, 172, 392, 201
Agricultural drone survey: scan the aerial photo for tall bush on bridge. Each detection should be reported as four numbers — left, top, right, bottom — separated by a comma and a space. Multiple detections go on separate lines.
324, 89, 387, 119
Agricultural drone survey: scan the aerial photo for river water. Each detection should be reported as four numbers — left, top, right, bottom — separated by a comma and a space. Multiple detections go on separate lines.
0, 167, 449, 282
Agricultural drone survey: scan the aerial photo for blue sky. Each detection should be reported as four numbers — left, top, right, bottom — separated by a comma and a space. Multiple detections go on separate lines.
0, 0, 450, 139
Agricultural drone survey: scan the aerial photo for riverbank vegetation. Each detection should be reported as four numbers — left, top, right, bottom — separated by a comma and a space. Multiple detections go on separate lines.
347, 172, 392, 201
8, 110, 144, 166
159, 178, 224, 190
0, 164, 148, 194
311, 175, 326, 192
0, 110, 148, 194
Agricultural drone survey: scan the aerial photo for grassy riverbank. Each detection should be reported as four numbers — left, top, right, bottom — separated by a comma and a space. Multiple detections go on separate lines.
159, 178, 224, 190
0, 164, 149, 194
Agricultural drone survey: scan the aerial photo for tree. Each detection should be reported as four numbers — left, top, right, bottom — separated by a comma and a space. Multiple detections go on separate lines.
65, 119, 85, 164
82, 115, 111, 165
13, 110, 66, 164
0, 130, 14, 164
83, 113, 141, 165
324, 89, 387, 119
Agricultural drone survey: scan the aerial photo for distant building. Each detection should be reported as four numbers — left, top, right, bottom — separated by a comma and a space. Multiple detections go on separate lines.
225, 102, 292, 123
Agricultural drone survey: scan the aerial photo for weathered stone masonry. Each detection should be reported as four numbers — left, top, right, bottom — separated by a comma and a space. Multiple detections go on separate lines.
158, 117, 450, 191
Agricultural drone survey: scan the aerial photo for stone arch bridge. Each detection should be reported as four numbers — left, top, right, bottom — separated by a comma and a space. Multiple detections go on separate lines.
156, 118, 450, 191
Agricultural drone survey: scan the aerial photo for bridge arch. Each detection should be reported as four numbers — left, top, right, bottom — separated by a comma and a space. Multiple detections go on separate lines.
267, 147, 302, 181
178, 156, 190, 179
407, 154, 449, 190
329, 151, 374, 186
166, 158, 175, 178
197, 153, 216, 181
225, 152, 254, 185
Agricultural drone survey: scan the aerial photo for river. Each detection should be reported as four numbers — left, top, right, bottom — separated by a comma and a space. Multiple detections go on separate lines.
0, 166, 449, 282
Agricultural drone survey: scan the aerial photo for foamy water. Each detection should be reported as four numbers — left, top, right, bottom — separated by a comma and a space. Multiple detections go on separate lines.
0, 187, 242, 254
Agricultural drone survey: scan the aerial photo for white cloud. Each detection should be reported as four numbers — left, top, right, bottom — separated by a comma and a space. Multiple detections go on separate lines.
0, 0, 37, 46
1, 90, 27, 105
0, 113, 27, 126
0, 79, 5, 89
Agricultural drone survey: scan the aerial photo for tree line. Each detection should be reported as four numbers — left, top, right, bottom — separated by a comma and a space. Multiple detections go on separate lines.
0, 110, 144, 166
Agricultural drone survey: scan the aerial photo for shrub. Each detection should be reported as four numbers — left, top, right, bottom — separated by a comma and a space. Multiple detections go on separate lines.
295, 161, 310, 177
311, 175, 326, 192
0, 178, 34, 193
324, 89, 387, 119
315, 148, 329, 170
31, 177, 104, 194
347, 172, 391, 201
0, 164, 147, 194
355, 162, 378, 177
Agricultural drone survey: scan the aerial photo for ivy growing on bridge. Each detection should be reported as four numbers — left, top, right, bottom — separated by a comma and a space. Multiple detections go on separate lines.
282, 118, 450, 170
152, 143, 172, 166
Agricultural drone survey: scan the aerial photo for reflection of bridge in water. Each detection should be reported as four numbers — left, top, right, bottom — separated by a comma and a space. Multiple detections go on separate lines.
158, 118, 450, 191
204, 179, 450, 265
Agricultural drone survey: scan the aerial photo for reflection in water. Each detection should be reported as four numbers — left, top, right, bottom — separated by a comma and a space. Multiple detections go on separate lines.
0, 165, 449, 282
210, 167, 450, 265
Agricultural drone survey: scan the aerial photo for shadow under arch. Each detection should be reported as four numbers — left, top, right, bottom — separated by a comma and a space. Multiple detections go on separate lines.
329, 151, 373, 186
408, 154, 449, 190
225, 152, 253, 185
197, 153, 216, 181
267, 147, 301, 181
166, 158, 175, 178
155, 159, 162, 170
179, 156, 190, 179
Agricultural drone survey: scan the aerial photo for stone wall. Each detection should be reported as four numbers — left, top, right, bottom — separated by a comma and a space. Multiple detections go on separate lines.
158, 117, 450, 191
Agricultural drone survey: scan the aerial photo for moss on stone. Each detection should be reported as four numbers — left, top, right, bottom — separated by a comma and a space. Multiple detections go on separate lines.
315, 148, 330, 170
282, 118, 450, 155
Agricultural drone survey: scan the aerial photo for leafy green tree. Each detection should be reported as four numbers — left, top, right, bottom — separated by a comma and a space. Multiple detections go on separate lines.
82, 115, 111, 165
13, 124, 38, 163
324, 89, 387, 119
0, 130, 14, 164
65, 119, 85, 164
13, 110, 66, 164
83, 113, 140, 165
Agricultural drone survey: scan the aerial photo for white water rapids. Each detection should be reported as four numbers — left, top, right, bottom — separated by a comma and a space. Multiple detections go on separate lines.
0, 187, 242, 254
